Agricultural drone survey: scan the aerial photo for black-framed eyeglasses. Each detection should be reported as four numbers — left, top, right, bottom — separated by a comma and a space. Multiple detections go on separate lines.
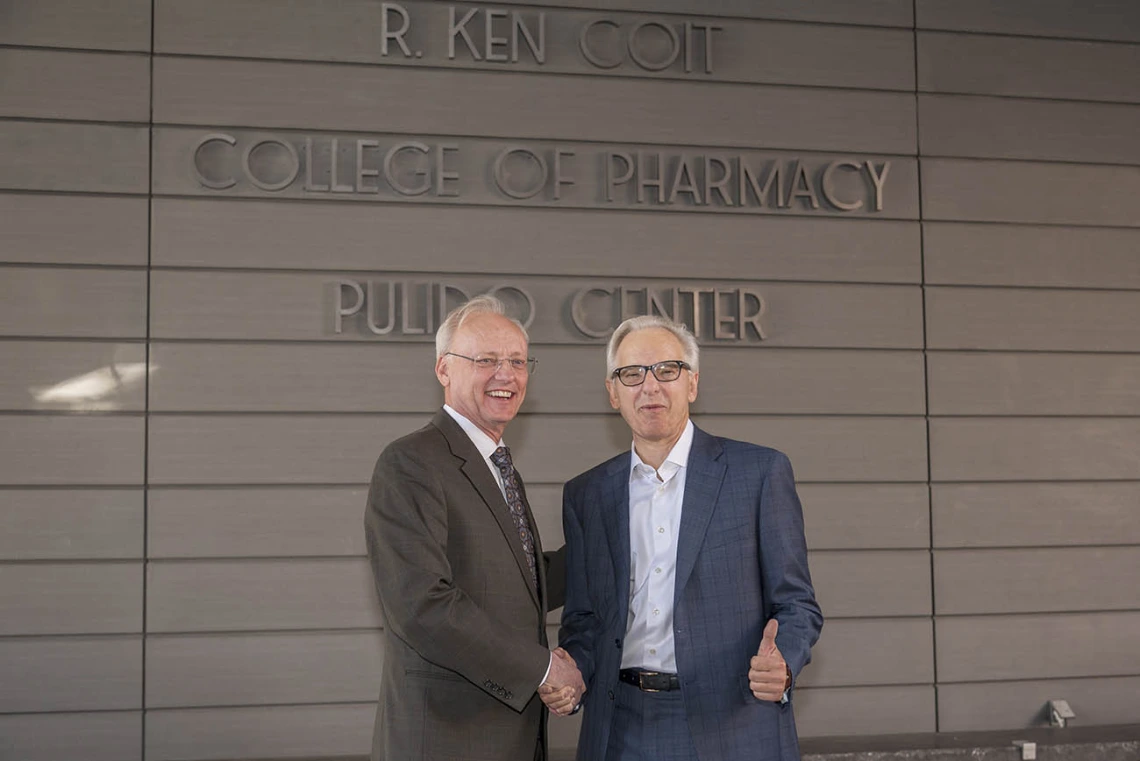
445, 352, 538, 375
611, 360, 690, 387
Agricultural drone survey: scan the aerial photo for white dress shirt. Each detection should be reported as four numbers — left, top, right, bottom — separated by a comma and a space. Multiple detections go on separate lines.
441, 404, 552, 685
621, 419, 694, 673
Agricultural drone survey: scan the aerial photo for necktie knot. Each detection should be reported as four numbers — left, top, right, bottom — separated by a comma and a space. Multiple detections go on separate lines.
491, 446, 514, 475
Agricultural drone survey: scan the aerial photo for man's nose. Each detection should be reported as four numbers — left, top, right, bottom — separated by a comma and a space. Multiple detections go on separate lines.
639, 372, 662, 392
492, 359, 515, 379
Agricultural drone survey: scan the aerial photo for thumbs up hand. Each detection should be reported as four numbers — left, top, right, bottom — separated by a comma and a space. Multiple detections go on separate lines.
748, 619, 790, 701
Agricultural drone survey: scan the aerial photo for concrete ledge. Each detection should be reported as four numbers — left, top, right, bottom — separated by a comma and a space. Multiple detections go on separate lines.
800, 724, 1140, 761
203, 724, 1140, 761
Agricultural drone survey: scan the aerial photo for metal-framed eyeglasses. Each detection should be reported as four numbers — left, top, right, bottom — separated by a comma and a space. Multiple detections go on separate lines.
445, 352, 538, 375
610, 360, 690, 387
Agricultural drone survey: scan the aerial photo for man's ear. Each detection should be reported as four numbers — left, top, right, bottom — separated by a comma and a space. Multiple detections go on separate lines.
605, 378, 620, 410
435, 355, 450, 388
687, 371, 699, 403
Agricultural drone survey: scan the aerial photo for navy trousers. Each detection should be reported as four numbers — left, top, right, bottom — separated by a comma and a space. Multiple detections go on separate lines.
604, 682, 700, 761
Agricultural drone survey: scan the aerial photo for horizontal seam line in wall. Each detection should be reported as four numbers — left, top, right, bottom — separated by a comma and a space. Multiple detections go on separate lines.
919, 89, 1140, 108
0, 189, 147, 200
0, 628, 383, 641
927, 348, 1140, 357
144, 555, 368, 562
151, 51, 918, 95
922, 348, 1140, 356
0, 708, 142, 717
0, 337, 147, 345
923, 154, 1140, 170
926, 282, 1140, 293
143, 193, 920, 221
928, 414, 1140, 419
0, 43, 149, 56
135, 480, 917, 489
144, 263, 925, 285
147, 192, 921, 220
927, 479, 1140, 485
0, 263, 148, 272
134, 411, 931, 418
791, 683, 933, 692
133, 627, 384, 637
0, 188, 148, 198
86, 340, 928, 349
920, 153, 1140, 170
934, 609, 1140, 618
920, 218, 1140, 230
931, 544, 1140, 551
144, 626, 385, 638
143, 699, 378, 712
14, 547, 1140, 561
916, 87, 1140, 108
0, 484, 145, 491
0, 484, 147, 489
0, 115, 150, 128
137, 272, 1140, 293
147, 121, 919, 159
921, 218, 1140, 231
934, 674, 1140, 687
135, 410, 927, 417
930, 478, 1140, 485
918, 27, 1140, 48
139, 341, 926, 353
0, 410, 145, 417
0, 481, 935, 489
0, 558, 141, 566
357, 1, 916, 30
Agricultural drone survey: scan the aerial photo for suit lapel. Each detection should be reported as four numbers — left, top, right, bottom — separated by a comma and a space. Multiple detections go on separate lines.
674, 426, 726, 602
432, 410, 541, 611
601, 454, 632, 627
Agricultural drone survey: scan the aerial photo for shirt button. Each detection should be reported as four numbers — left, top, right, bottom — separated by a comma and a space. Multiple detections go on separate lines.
655, 567, 662, 574
650, 648, 657, 655
653, 608, 660, 616
658, 527, 665, 534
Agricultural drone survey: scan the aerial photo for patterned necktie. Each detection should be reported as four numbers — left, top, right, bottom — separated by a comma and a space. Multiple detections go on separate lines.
490, 446, 539, 590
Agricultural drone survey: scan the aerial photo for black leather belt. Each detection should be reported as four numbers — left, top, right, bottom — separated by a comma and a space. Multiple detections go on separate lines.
619, 668, 681, 692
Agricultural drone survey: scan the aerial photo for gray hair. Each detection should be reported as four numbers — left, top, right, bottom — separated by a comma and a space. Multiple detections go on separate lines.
435, 294, 528, 358
605, 315, 700, 377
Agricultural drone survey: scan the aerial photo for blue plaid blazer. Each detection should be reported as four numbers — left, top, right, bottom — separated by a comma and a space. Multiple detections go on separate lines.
560, 424, 823, 761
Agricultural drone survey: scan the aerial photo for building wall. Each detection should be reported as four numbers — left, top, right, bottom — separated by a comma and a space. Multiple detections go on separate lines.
1, 0, 1138, 758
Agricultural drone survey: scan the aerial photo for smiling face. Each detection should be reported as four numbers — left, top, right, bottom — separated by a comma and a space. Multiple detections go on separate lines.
606, 327, 699, 452
436, 312, 529, 441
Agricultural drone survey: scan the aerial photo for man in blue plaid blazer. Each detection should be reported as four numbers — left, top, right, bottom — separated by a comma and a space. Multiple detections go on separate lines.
556, 315, 823, 761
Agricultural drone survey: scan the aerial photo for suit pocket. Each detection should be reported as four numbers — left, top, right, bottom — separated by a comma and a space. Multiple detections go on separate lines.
705, 519, 760, 555
406, 667, 466, 684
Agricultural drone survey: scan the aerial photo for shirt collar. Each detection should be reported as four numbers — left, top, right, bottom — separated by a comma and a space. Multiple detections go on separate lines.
443, 404, 503, 460
629, 418, 694, 481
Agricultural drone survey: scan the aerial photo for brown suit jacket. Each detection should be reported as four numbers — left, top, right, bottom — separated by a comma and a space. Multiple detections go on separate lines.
365, 409, 560, 761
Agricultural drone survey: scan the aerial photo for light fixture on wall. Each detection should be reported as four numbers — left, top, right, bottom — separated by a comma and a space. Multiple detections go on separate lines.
1047, 699, 1076, 728
31, 362, 152, 410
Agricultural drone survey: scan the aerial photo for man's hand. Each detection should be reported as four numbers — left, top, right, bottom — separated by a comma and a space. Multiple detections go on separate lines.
539, 647, 585, 716
748, 619, 790, 702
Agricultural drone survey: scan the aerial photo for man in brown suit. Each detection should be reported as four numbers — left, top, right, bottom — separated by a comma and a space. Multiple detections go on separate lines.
365, 295, 583, 761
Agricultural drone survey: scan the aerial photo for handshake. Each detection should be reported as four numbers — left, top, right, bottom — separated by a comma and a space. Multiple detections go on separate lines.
539, 647, 585, 717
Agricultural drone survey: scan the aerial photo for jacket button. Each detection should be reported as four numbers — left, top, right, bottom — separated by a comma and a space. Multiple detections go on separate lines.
506, 691, 514, 700
614, 638, 622, 649
608, 690, 615, 700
